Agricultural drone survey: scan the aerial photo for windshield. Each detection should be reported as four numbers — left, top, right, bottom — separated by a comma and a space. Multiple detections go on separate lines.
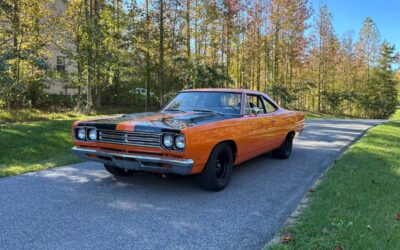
163, 91, 242, 115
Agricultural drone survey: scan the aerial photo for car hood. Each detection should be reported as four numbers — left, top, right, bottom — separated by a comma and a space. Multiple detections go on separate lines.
77, 112, 237, 133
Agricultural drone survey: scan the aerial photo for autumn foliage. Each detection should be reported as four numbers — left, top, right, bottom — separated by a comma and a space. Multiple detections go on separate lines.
0, 0, 398, 118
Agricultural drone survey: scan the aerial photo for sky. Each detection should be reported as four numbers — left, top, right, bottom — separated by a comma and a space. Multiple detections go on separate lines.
311, 0, 400, 49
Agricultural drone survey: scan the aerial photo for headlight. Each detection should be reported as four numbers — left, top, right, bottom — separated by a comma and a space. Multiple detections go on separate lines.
88, 129, 97, 140
77, 128, 86, 140
162, 134, 173, 148
174, 135, 185, 149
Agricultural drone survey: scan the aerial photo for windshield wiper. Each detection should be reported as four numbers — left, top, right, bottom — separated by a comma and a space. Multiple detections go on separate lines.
164, 108, 185, 112
192, 109, 224, 115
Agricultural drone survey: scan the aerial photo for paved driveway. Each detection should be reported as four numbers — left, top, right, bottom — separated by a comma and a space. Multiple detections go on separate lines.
0, 120, 384, 250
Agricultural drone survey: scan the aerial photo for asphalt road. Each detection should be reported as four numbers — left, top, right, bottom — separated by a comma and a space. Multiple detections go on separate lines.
0, 119, 385, 250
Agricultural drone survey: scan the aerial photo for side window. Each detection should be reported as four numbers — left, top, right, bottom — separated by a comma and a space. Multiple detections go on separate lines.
263, 97, 278, 113
245, 94, 266, 114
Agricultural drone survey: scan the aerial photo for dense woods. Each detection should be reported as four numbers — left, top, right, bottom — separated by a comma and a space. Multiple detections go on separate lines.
0, 0, 399, 118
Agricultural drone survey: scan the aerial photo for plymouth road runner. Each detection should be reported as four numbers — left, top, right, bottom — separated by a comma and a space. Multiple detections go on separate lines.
72, 89, 304, 190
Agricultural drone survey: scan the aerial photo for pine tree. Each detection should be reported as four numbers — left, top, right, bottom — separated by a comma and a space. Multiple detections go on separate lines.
362, 41, 398, 118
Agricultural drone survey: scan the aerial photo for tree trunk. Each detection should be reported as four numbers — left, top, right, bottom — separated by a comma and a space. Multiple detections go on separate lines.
256, 24, 261, 91
12, 0, 20, 92
85, 0, 93, 113
186, 0, 191, 59
158, 0, 164, 107
94, 0, 101, 109
145, 0, 151, 111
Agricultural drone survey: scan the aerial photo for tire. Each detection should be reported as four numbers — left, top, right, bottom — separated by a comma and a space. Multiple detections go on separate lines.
198, 143, 234, 191
272, 133, 294, 159
104, 164, 135, 176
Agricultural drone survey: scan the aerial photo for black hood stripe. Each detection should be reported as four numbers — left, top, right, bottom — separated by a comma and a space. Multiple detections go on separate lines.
77, 112, 239, 132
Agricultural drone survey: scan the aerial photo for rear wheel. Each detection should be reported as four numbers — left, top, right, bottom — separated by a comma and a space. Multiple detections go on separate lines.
272, 133, 294, 159
104, 164, 135, 176
198, 143, 234, 191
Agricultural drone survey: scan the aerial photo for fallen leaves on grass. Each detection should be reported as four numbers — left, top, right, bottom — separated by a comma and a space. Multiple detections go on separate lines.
334, 246, 344, 250
396, 212, 400, 221
281, 233, 294, 244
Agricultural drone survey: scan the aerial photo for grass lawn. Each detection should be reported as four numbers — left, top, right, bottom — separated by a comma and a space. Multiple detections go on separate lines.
0, 107, 137, 123
0, 120, 82, 177
0, 106, 155, 177
268, 111, 400, 249
304, 111, 352, 120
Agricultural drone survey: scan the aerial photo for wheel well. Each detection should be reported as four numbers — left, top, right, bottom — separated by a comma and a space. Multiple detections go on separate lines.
218, 140, 237, 161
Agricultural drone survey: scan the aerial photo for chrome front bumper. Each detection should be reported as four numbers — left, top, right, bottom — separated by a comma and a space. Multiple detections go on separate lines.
72, 146, 194, 175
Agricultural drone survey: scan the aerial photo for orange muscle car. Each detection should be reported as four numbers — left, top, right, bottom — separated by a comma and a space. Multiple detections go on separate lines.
72, 89, 304, 190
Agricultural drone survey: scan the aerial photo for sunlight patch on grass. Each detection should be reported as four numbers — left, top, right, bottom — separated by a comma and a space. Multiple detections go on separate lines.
0, 106, 148, 124
304, 111, 352, 120
390, 109, 400, 120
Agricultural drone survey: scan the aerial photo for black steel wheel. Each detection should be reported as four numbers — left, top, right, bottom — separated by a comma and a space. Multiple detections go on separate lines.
198, 143, 233, 191
272, 133, 294, 159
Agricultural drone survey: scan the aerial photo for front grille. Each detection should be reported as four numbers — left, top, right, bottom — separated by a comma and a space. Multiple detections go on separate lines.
98, 130, 161, 148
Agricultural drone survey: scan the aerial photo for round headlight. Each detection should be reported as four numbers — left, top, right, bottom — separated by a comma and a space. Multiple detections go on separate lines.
174, 135, 185, 149
162, 134, 173, 148
88, 129, 97, 140
77, 128, 86, 140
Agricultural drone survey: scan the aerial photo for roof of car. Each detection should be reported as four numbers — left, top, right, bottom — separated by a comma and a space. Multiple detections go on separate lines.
181, 88, 263, 95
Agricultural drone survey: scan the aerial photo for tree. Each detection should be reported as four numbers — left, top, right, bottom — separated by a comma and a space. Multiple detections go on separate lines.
312, 4, 337, 112
1, 0, 397, 119
0, 0, 52, 108
356, 17, 381, 77
361, 41, 398, 118
158, 0, 164, 106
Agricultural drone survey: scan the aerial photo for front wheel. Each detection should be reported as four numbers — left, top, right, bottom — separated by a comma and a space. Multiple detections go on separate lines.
198, 143, 234, 191
104, 164, 135, 176
272, 134, 294, 159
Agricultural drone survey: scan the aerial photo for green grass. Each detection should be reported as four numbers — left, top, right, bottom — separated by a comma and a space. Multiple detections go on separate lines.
0, 120, 81, 177
390, 109, 400, 120
0, 109, 110, 176
0, 106, 145, 124
0, 106, 157, 177
0, 109, 87, 123
304, 111, 352, 120
268, 112, 400, 249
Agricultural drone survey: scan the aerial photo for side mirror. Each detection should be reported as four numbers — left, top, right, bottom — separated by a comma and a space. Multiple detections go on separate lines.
251, 107, 260, 115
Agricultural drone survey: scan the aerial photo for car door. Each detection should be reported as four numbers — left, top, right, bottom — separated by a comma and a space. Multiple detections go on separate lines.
243, 94, 277, 157
261, 95, 287, 149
